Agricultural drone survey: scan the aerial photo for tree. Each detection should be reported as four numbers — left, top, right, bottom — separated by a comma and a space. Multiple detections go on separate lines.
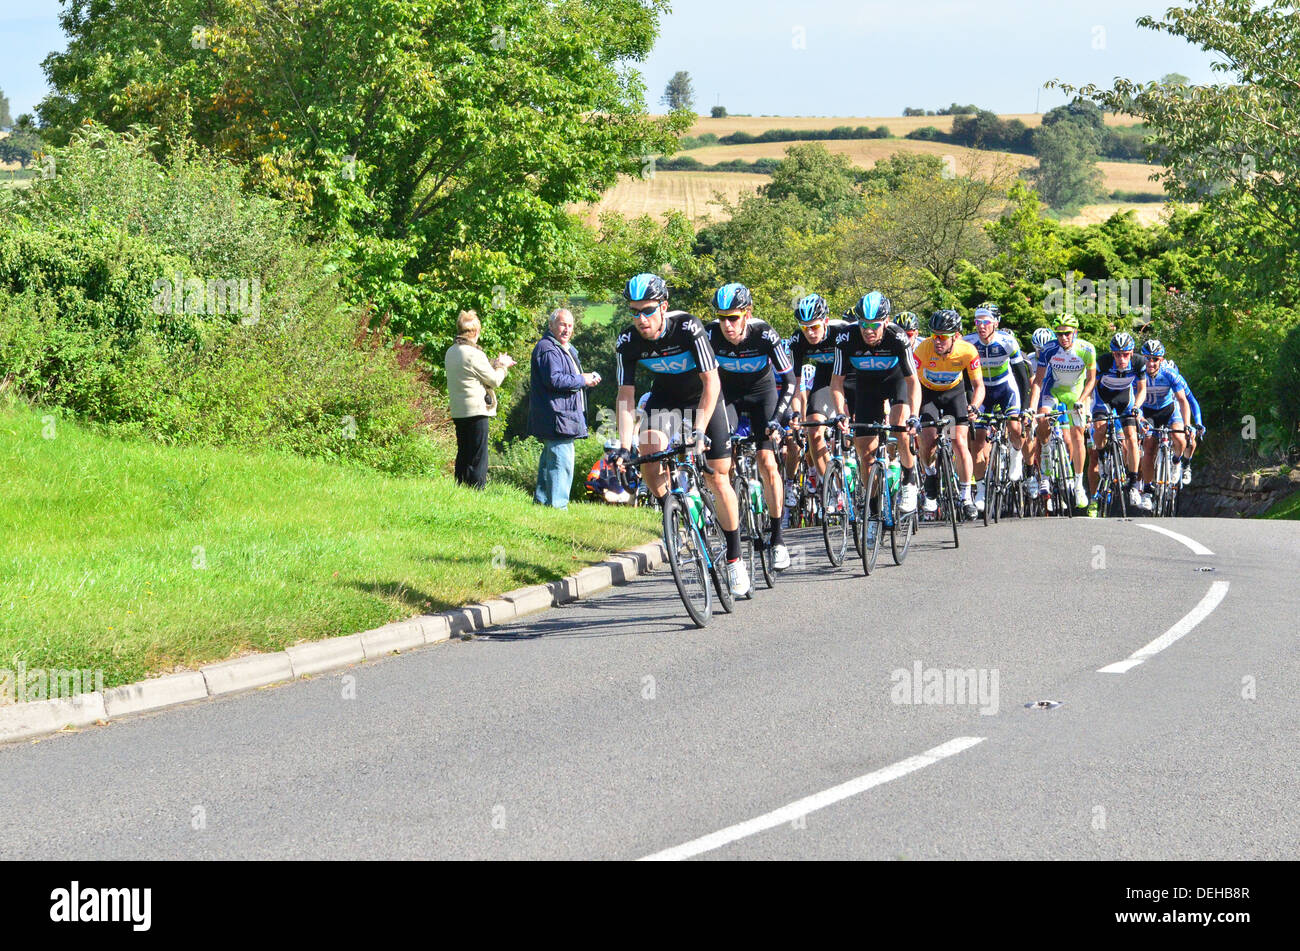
662, 71, 695, 112
0, 88, 11, 130
1057, 0, 1300, 307
38, 0, 687, 355
1042, 99, 1105, 138
710, 105, 727, 118
1160, 72, 1190, 86
761, 143, 862, 221
1032, 121, 1104, 210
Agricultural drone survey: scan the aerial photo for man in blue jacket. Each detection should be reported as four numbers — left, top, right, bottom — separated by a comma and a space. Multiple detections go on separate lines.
529, 308, 600, 507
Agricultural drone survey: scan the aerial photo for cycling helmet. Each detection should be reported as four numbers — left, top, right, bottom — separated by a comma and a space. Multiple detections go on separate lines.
712, 282, 752, 312
1054, 313, 1080, 331
1110, 331, 1136, 352
894, 311, 919, 333
929, 309, 962, 335
623, 272, 668, 303
1141, 339, 1165, 358
1031, 327, 1054, 351
852, 291, 891, 324
977, 301, 1001, 320
794, 293, 829, 324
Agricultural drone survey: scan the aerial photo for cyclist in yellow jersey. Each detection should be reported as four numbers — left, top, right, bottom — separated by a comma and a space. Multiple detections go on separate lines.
914, 309, 984, 520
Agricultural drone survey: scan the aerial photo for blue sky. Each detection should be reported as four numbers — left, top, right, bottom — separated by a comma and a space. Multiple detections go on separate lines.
2, 1, 1220, 120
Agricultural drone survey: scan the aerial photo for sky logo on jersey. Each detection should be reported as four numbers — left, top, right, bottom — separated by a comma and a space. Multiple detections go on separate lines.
808, 352, 836, 364
641, 354, 697, 374
716, 355, 770, 373
850, 355, 899, 371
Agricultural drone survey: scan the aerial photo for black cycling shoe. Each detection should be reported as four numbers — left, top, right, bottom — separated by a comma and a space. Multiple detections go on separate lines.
962, 501, 979, 521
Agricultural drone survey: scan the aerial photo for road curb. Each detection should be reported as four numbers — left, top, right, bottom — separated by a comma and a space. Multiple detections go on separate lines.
0, 538, 665, 746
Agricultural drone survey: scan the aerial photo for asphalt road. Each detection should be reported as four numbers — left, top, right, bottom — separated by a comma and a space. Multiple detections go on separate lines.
1, 516, 1295, 860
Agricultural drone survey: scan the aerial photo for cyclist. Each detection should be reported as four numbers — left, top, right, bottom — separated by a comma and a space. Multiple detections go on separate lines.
830, 291, 922, 513
1021, 326, 1055, 500
1027, 314, 1096, 511
614, 272, 750, 596
786, 294, 856, 502
1088, 331, 1147, 511
1135, 339, 1193, 512
707, 282, 795, 570
1165, 358, 1203, 485
914, 309, 984, 520
893, 311, 922, 360
963, 303, 1030, 512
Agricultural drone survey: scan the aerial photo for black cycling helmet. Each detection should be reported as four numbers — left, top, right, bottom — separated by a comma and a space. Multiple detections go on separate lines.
929, 309, 962, 335
712, 282, 753, 312
1110, 331, 1136, 352
623, 272, 668, 303
894, 311, 919, 332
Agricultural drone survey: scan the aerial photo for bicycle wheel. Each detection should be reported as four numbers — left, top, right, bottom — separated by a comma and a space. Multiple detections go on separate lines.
1052, 441, 1073, 519
661, 493, 711, 628
697, 486, 736, 613
732, 474, 756, 600
1153, 448, 1170, 518
860, 463, 885, 575
753, 481, 776, 589
939, 445, 960, 548
983, 442, 999, 527
820, 459, 849, 567
891, 480, 915, 565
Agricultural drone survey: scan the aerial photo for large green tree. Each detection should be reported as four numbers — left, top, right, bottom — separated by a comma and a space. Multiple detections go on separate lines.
661, 70, 694, 112
1057, 0, 1300, 309
40, 0, 687, 354
1031, 120, 1104, 211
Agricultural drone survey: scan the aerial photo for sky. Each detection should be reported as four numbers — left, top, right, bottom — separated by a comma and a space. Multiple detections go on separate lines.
1, 1, 1222, 121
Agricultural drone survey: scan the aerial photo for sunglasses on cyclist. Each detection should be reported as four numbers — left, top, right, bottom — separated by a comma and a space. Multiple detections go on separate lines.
933, 333, 956, 342
719, 311, 746, 322
860, 320, 886, 330
631, 303, 659, 316
974, 318, 995, 327
1055, 329, 1075, 337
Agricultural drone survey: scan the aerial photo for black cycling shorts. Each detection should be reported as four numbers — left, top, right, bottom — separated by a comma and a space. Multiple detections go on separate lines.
920, 385, 970, 427
853, 375, 909, 426
726, 383, 781, 453
642, 391, 733, 461
1093, 389, 1139, 427
1143, 402, 1184, 433
805, 385, 839, 420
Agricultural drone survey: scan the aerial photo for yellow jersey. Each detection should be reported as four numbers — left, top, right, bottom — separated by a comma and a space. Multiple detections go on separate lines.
914, 337, 981, 391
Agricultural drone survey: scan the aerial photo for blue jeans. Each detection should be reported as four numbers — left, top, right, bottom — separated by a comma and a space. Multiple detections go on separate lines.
534, 439, 575, 508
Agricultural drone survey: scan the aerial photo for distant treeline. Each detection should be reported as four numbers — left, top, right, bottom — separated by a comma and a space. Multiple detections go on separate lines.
678, 126, 892, 150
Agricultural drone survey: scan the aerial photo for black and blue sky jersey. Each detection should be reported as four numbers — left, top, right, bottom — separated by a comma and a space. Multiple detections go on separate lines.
615, 310, 718, 402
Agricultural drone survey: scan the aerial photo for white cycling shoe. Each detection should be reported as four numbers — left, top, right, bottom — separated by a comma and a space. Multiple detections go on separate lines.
784, 486, 799, 508
922, 497, 938, 514
1026, 480, 1040, 499
1008, 452, 1024, 482
1040, 477, 1052, 497
1181, 464, 1193, 486
974, 481, 986, 513
1128, 486, 1143, 508
727, 559, 752, 598
772, 544, 791, 570
1140, 493, 1154, 511
1074, 484, 1089, 509
899, 484, 918, 514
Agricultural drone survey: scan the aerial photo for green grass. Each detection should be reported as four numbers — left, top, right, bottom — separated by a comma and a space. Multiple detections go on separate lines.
1260, 487, 1300, 520
0, 404, 658, 688
581, 301, 616, 326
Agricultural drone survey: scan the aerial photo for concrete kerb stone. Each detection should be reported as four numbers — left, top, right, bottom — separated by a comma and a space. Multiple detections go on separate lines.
286, 635, 366, 679
546, 576, 578, 605
572, 563, 615, 598
500, 584, 554, 617
201, 652, 295, 697
419, 613, 452, 644
359, 620, 427, 661
103, 671, 208, 718
0, 692, 107, 744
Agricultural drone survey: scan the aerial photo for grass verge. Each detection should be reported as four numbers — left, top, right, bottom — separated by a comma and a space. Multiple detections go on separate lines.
1259, 488, 1300, 520
0, 404, 658, 690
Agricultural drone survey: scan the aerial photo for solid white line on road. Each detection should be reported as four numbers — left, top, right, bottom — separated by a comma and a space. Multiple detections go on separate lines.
1098, 580, 1230, 674
639, 736, 985, 861
1136, 523, 1215, 556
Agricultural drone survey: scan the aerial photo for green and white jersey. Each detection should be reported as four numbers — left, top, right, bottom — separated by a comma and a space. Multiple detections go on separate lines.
1039, 338, 1096, 399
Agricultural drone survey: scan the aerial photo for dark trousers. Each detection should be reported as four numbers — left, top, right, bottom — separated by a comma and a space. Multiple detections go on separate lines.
453, 415, 490, 488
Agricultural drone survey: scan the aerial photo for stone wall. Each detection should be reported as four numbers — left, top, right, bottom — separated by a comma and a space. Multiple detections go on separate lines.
1178, 462, 1300, 517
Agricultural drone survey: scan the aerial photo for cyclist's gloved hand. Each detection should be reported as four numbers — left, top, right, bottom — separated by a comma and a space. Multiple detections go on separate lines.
1196, 424, 1206, 437
907, 415, 922, 432
765, 417, 783, 436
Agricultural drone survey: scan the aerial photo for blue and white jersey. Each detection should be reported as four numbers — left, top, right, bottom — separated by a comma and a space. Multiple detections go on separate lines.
1141, 364, 1188, 411
962, 329, 1024, 385
1095, 351, 1148, 397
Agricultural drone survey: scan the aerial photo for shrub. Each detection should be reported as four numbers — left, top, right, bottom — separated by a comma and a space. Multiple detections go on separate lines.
710, 106, 727, 118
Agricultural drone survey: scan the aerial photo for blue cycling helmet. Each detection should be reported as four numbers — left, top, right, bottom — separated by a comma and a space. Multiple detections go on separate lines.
1141, 338, 1165, 358
794, 294, 829, 324
851, 291, 891, 324
712, 282, 753, 312
623, 272, 668, 303
1110, 331, 1136, 352
1031, 327, 1054, 351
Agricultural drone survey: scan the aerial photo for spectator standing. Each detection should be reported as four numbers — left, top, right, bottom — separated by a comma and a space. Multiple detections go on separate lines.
529, 308, 601, 507
445, 310, 515, 488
